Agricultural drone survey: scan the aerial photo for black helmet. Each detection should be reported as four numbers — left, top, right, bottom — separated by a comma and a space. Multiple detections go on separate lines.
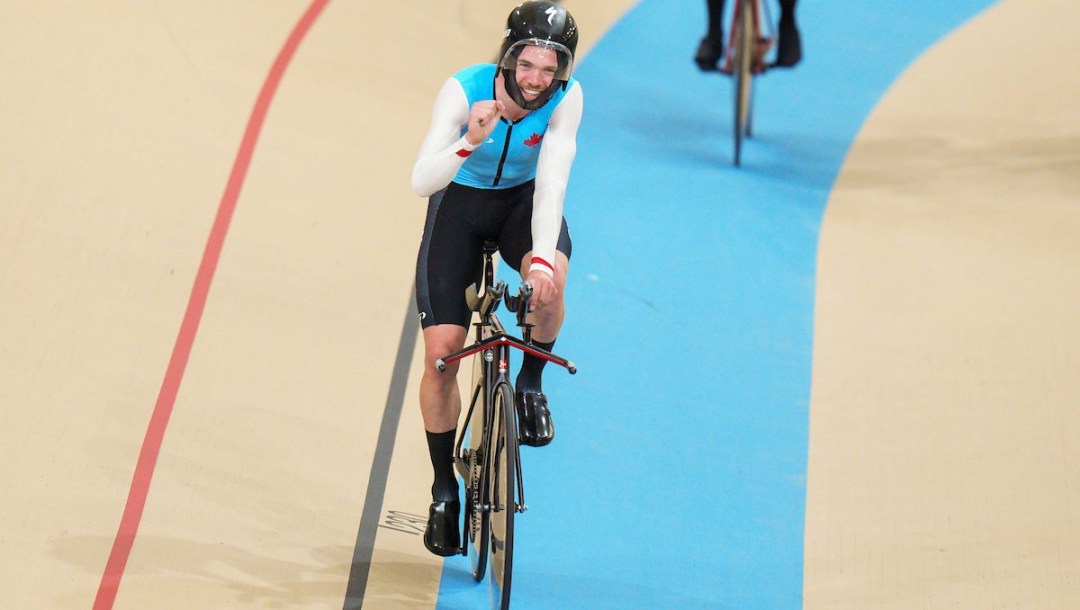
497, 1, 578, 110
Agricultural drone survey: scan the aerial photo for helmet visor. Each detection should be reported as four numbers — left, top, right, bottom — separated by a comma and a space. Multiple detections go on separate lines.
498, 39, 574, 83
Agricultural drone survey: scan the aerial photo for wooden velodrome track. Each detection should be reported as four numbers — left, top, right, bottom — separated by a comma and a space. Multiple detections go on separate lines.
2, 0, 1078, 608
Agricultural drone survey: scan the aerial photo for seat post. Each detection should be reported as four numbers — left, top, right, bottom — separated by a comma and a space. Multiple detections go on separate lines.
481, 240, 498, 294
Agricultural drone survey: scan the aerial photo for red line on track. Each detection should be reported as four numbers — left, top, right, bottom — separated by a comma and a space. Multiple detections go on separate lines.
93, 2, 330, 607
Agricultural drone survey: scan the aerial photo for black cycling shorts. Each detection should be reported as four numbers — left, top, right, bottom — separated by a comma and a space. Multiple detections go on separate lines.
415, 180, 572, 329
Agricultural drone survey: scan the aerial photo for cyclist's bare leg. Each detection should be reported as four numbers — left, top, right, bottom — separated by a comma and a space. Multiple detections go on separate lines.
514, 251, 568, 447
419, 324, 468, 433
420, 324, 465, 498
419, 323, 467, 555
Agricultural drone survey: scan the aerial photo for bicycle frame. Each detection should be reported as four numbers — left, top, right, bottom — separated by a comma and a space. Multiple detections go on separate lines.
435, 242, 576, 564
440, 280, 577, 515
458, 320, 527, 512
720, 0, 775, 76
719, 0, 776, 166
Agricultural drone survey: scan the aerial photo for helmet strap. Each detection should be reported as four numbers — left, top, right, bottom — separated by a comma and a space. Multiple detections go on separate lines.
500, 68, 558, 111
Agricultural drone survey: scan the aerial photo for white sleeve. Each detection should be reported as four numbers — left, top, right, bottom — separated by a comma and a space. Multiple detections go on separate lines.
410, 78, 477, 197
530, 81, 582, 275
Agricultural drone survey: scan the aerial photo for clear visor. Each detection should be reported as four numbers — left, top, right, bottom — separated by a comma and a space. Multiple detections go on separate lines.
498, 39, 574, 82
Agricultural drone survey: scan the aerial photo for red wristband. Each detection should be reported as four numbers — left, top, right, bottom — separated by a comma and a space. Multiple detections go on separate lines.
530, 257, 554, 272
456, 148, 473, 157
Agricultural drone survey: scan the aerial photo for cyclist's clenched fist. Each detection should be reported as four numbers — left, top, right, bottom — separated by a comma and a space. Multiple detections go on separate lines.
465, 100, 505, 146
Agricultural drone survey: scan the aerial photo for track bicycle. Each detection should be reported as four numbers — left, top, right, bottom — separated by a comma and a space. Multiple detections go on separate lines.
435, 240, 576, 609
719, 0, 776, 166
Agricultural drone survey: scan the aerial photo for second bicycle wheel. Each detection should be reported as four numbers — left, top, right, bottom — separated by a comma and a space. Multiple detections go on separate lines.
733, 0, 755, 166
488, 381, 518, 610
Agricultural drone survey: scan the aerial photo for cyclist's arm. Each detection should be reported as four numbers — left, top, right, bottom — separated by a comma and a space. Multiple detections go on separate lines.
530, 81, 582, 277
411, 78, 475, 197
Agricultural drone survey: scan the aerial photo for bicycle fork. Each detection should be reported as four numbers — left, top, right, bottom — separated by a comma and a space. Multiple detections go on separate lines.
493, 346, 528, 515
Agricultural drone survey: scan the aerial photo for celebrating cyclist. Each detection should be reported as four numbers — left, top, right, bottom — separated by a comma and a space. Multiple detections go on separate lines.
410, 0, 581, 557
695, 0, 802, 71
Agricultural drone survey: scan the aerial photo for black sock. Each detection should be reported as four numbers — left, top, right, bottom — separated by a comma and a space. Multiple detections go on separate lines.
780, 0, 796, 25
516, 339, 555, 393
426, 430, 458, 502
706, 0, 725, 39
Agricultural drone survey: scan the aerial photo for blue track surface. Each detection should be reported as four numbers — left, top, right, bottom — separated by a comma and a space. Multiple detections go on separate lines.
436, 1, 997, 607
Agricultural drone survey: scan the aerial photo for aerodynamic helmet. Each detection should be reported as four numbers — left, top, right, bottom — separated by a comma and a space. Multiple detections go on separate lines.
497, 1, 578, 110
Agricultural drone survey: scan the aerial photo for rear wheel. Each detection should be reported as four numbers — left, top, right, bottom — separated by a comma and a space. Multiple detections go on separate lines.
733, 0, 755, 166
466, 353, 490, 581
488, 382, 518, 610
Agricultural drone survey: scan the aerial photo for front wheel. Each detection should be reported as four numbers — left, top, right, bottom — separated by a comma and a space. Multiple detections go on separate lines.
488, 382, 518, 610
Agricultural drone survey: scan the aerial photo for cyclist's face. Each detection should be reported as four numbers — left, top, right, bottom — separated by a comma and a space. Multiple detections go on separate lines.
514, 45, 558, 101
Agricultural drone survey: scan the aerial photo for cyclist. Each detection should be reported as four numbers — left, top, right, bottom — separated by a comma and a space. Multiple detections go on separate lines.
695, 0, 801, 71
410, 0, 580, 557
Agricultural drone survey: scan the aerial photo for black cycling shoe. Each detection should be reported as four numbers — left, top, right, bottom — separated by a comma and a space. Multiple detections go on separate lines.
774, 19, 802, 67
516, 391, 554, 447
695, 34, 724, 71
423, 500, 460, 557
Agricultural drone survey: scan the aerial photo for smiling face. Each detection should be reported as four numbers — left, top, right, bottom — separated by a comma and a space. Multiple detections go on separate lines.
497, 39, 573, 112
513, 45, 559, 102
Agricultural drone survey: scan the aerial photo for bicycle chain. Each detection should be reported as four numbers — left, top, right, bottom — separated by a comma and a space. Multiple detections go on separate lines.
468, 447, 484, 536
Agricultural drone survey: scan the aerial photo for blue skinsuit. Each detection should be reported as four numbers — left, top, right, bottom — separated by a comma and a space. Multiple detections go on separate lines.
452, 63, 577, 189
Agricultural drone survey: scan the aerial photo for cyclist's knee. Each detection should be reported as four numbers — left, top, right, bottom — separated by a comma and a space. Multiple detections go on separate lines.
422, 325, 467, 377
553, 251, 569, 290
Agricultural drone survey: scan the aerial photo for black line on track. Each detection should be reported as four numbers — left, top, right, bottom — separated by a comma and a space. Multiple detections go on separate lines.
343, 286, 418, 609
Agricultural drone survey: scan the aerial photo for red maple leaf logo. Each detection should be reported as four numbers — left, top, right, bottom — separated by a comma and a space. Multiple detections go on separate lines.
523, 133, 544, 147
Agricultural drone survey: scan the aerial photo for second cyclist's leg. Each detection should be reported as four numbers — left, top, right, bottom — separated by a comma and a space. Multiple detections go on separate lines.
695, 0, 727, 71
775, 0, 801, 67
